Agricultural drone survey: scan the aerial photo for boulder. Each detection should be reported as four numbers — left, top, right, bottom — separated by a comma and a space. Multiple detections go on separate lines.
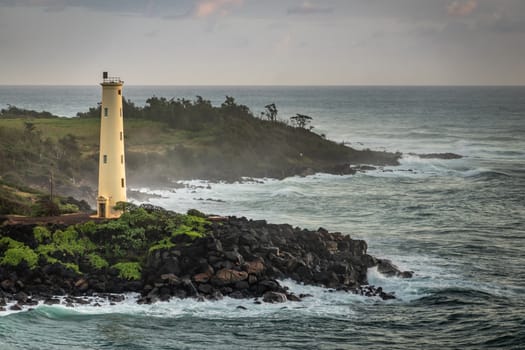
74, 278, 89, 292
234, 281, 249, 291
213, 269, 248, 285
256, 280, 280, 293
242, 258, 265, 275
262, 291, 287, 303
377, 259, 412, 278
9, 303, 23, 311
193, 272, 212, 284
161, 273, 181, 286
223, 251, 244, 265
1, 279, 16, 293
198, 283, 214, 294
14, 291, 28, 304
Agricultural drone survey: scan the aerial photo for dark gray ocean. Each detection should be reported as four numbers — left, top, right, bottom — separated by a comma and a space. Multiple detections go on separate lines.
1, 86, 524, 349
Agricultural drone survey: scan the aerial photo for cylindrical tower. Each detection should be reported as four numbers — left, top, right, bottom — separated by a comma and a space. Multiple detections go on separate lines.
97, 72, 127, 218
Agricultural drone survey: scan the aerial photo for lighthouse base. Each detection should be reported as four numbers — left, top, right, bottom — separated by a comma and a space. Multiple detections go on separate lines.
97, 196, 108, 218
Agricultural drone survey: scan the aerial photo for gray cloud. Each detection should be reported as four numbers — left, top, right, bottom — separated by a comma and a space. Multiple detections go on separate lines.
0, 0, 194, 17
1, 0, 524, 85
287, 1, 333, 16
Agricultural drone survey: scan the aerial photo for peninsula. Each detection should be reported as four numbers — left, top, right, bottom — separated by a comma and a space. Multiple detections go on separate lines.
0, 97, 401, 210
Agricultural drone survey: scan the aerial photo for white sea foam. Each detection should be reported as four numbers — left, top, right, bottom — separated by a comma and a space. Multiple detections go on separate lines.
1, 280, 380, 319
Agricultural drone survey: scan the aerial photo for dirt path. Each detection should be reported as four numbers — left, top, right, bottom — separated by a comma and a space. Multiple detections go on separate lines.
2, 212, 105, 226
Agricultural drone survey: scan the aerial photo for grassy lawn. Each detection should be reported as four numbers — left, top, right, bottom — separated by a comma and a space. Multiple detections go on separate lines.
0, 117, 200, 155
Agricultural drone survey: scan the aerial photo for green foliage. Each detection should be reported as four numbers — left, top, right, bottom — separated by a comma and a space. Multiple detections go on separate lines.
43, 256, 80, 274
180, 215, 209, 234
1, 245, 38, 269
58, 203, 79, 214
75, 221, 97, 236
0, 236, 23, 248
62, 262, 81, 274
31, 196, 61, 217
0, 181, 40, 216
0, 105, 58, 119
120, 207, 156, 227
36, 226, 95, 257
114, 201, 138, 213
1, 203, 214, 276
111, 226, 146, 253
0, 237, 38, 269
148, 238, 176, 253
173, 226, 203, 239
87, 253, 109, 270
187, 208, 206, 218
112, 262, 141, 280
33, 226, 51, 243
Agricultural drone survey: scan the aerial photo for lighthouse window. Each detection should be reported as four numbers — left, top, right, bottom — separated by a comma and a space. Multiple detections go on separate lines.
103, 155, 107, 164
120, 131, 123, 140
118, 89, 121, 95
121, 155, 124, 164
104, 107, 108, 117
121, 178, 125, 188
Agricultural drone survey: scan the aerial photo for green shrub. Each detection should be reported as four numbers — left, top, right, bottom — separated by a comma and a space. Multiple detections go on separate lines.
173, 215, 210, 238
1, 245, 38, 268
120, 207, 156, 227
187, 208, 206, 218
76, 221, 97, 236
148, 238, 176, 253
42, 256, 80, 274
112, 262, 141, 280
62, 262, 80, 274
33, 226, 51, 243
36, 226, 95, 257
173, 225, 204, 239
0, 237, 24, 249
58, 203, 79, 214
87, 253, 109, 270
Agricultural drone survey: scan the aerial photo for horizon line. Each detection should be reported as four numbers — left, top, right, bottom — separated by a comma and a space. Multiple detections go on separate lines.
1, 84, 525, 88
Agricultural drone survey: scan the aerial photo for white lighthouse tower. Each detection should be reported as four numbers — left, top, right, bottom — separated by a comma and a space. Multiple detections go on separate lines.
96, 72, 127, 218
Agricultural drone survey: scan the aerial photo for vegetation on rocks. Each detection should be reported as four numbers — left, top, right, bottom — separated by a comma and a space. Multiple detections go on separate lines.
112, 262, 142, 281
0, 205, 412, 307
0, 204, 211, 281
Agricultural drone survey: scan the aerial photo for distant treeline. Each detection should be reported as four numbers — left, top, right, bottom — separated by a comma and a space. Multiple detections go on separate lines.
1, 105, 58, 119
78, 96, 268, 131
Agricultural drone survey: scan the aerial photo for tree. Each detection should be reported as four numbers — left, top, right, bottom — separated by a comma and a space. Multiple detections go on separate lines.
290, 114, 313, 129
262, 103, 278, 121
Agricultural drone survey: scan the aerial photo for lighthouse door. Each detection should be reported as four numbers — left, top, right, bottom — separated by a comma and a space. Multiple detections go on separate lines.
99, 203, 106, 218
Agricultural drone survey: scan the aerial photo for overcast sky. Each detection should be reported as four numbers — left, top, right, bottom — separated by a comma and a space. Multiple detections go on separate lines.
1, 0, 524, 85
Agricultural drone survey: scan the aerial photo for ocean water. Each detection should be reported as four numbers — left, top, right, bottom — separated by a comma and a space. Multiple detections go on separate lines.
1, 86, 524, 349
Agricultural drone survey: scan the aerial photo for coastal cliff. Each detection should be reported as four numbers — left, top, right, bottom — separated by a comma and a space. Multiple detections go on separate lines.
0, 205, 412, 310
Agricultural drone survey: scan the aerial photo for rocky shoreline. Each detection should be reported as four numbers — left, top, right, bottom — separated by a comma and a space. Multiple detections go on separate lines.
0, 212, 413, 312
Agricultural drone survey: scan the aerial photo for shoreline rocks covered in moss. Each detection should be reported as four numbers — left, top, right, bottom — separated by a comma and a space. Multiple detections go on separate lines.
0, 205, 412, 311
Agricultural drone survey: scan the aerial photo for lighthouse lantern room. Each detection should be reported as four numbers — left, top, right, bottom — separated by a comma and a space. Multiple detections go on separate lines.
97, 72, 127, 218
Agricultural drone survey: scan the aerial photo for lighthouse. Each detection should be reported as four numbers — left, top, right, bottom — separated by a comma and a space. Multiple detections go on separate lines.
96, 72, 127, 218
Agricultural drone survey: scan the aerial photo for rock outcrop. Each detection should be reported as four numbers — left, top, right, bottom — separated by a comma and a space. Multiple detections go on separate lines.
0, 215, 412, 308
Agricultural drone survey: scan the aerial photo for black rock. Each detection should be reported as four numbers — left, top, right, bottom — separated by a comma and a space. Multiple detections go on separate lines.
262, 291, 287, 303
